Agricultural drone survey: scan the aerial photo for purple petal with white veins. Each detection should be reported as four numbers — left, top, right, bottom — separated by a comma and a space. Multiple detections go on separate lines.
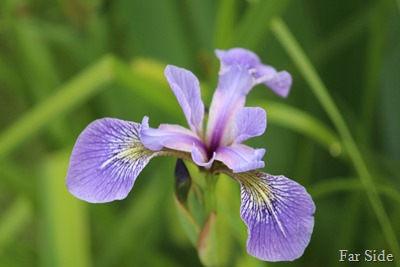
140, 117, 207, 155
233, 107, 267, 144
206, 65, 254, 150
165, 65, 205, 136
215, 144, 265, 173
66, 118, 161, 203
224, 170, 315, 261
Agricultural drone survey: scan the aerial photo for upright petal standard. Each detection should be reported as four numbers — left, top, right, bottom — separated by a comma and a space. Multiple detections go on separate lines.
66, 48, 315, 262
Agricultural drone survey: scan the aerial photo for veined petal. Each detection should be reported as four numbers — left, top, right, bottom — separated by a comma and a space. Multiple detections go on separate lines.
221, 169, 315, 261
140, 117, 207, 155
165, 65, 204, 136
215, 48, 261, 73
66, 118, 162, 203
255, 65, 292, 98
215, 144, 265, 173
206, 65, 254, 150
216, 48, 292, 98
233, 107, 267, 144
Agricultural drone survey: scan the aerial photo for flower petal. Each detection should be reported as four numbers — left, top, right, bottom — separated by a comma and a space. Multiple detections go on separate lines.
206, 65, 254, 150
215, 48, 261, 73
191, 144, 216, 168
216, 48, 292, 98
66, 118, 162, 203
255, 66, 292, 98
222, 170, 315, 261
140, 117, 207, 155
165, 65, 204, 136
233, 107, 266, 144
215, 144, 265, 173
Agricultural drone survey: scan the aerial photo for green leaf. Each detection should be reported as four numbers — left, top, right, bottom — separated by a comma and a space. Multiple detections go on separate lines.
234, 0, 290, 49
0, 55, 115, 160
39, 151, 92, 267
309, 177, 400, 203
0, 56, 179, 161
214, 0, 237, 48
0, 197, 32, 252
174, 195, 200, 247
253, 100, 344, 157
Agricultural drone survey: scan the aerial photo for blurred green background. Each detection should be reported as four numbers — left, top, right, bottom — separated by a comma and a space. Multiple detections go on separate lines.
1, 0, 400, 266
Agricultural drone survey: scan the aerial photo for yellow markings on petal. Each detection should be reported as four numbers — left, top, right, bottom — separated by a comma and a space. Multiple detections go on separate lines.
219, 169, 287, 237
99, 141, 154, 170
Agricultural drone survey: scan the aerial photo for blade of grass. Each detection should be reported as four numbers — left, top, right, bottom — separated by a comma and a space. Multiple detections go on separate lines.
214, 0, 237, 48
234, 0, 290, 49
0, 55, 114, 160
0, 197, 32, 252
252, 100, 344, 158
181, 0, 215, 50
312, 5, 373, 65
0, 56, 177, 161
12, 19, 60, 100
271, 17, 400, 264
309, 177, 400, 204
360, 1, 389, 144
39, 151, 92, 267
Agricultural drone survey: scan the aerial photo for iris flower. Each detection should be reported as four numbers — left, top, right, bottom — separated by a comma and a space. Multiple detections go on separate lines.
66, 48, 315, 262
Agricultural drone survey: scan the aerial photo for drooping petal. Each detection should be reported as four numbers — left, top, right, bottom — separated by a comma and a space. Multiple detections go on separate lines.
233, 107, 267, 144
254, 65, 292, 98
215, 144, 265, 173
66, 118, 163, 203
206, 65, 254, 150
164, 65, 204, 136
215, 48, 292, 98
221, 169, 315, 261
140, 117, 208, 156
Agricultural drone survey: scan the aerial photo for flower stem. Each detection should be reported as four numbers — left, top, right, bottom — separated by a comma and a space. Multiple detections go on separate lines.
204, 173, 219, 216
271, 17, 400, 265
197, 173, 219, 267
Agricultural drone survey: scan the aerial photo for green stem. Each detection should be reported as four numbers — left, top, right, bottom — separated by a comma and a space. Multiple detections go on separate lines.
271, 17, 400, 265
197, 174, 219, 267
204, 173, 218, 215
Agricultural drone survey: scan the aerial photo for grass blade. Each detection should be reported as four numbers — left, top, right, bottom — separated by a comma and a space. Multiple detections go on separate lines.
39, 151, 91, 267
271, 17, 400, 264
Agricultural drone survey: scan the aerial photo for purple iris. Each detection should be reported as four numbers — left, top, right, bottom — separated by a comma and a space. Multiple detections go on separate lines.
66, 48, 315, 262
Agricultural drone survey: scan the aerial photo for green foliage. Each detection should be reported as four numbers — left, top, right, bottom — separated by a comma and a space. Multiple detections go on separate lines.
0, 0, 399, 266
